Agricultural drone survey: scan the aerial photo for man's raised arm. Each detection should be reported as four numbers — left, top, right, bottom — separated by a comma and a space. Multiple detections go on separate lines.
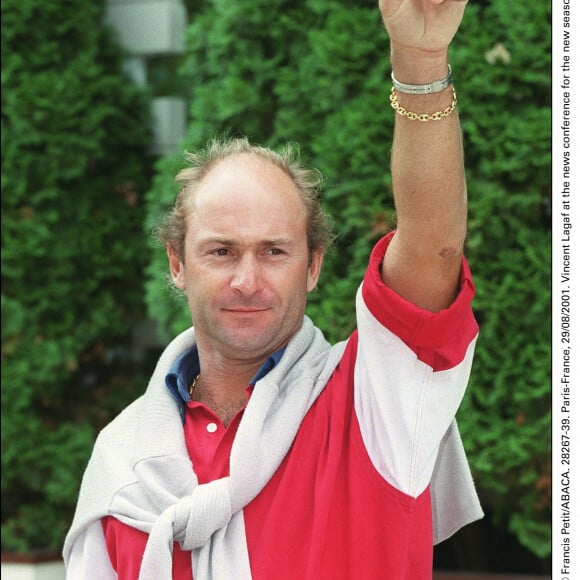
379, 0, 469, 312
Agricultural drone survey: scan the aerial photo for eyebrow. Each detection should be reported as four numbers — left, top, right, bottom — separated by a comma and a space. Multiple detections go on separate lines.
196, 237, 295, 248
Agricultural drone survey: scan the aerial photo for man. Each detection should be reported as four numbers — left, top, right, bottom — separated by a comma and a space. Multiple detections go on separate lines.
64, 0, 482, 578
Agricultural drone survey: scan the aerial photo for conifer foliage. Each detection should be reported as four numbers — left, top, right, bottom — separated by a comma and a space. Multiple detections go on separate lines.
2, 0, 154, 551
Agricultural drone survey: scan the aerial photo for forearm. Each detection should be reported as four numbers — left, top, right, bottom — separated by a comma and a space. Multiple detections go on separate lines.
381, 44, 467, 311
377, 0, 469, 311
389, 45, 467, 255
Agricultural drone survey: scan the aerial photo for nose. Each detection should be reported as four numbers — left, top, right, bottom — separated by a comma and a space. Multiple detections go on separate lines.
230, 254, 263, 295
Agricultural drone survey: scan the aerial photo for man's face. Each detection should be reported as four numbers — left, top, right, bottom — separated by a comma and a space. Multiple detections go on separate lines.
168, 154, 323, 363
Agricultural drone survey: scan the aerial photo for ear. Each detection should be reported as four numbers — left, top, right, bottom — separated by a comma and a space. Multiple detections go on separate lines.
306, 248, 324, 292
167, 244, 186, 290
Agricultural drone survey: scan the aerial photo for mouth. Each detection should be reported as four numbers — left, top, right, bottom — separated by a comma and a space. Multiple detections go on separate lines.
222, 307, 271, 314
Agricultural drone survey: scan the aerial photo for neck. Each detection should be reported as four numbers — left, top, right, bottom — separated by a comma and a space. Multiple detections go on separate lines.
192, 349, 266, 427
198, 351, 262, 393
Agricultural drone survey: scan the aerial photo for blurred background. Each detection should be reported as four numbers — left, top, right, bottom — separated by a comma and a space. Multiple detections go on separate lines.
1, 0, 550, 577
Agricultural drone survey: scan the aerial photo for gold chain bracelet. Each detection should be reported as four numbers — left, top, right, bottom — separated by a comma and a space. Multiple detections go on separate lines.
389, 86, 457, 121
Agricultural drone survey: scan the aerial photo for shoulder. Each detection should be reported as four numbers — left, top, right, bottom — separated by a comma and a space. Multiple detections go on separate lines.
94, 396, 145, 447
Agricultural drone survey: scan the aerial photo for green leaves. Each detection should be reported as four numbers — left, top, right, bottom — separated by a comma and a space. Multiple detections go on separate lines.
2, 0, 154, 552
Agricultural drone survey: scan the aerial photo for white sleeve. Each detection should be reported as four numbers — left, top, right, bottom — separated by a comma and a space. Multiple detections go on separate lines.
353, 286, 477, 498
66, 520, 117, 580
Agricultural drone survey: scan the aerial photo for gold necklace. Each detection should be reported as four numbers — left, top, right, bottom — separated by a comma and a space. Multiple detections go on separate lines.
189, 373, 200, 399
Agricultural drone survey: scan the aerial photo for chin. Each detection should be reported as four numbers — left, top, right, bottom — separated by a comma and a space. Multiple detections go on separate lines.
220, 326, 282, 354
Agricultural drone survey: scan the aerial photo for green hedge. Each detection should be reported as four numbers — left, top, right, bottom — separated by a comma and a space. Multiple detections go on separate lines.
145, 0, 551, 558
1, 0, 154, 552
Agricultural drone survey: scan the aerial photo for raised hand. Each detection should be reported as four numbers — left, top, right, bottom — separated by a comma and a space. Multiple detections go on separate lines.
379, 0, 468, 54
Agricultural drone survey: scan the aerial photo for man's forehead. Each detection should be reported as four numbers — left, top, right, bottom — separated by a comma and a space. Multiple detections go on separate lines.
189, 154, 303, 208
199, 152, 290, 186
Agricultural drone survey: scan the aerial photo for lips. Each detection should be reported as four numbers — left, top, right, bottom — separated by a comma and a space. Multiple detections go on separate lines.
220, 301, 271, 312
223, 308, 269, 314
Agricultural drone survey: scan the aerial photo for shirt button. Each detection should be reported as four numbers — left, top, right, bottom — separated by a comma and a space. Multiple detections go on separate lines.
206, 422, 218, 433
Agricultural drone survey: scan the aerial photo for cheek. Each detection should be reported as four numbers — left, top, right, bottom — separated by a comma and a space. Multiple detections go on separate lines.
279, 268, 313, 301
186, 270, 231, 305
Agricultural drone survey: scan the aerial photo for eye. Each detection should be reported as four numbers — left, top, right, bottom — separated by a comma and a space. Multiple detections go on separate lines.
213, 247, 230, 257
267, 247, 285, 256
